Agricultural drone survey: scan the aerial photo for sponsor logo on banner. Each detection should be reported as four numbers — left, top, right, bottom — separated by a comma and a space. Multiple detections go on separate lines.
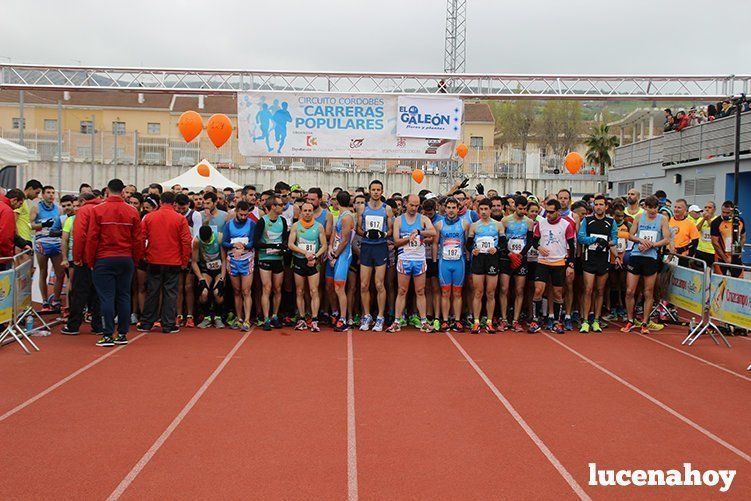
0, 269, 13, 324
237, 92, 455, 159
396, 96, 463, 140
665, 263, 704, 315
710, 274, 751, 330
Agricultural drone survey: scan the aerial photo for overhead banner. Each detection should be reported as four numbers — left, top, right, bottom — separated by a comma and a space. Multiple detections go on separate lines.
237, 92, 455, 159
396, 96, 463, 139
710, 274, 751, 330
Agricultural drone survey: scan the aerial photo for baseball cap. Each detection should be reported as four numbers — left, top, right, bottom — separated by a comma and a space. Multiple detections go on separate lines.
688, 204, 701, 212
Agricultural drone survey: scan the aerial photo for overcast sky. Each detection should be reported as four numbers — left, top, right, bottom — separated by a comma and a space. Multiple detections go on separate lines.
3, 0, 749, 74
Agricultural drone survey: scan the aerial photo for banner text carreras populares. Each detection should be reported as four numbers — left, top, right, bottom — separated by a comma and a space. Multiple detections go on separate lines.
237, 92, 456, 159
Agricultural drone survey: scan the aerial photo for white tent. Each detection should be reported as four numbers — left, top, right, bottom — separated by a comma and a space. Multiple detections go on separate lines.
0, 137, 29, 166
160, 159, 242, 191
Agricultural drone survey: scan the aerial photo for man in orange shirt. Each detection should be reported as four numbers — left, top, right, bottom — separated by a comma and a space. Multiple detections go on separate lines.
669, 199, 700, 266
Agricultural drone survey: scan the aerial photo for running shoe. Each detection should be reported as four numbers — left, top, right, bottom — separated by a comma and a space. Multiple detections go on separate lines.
130, 313, 139, 324
227, 312, 237, 328
553, 321, 565, 334
176, 315, 184, 327
334, 318, 348, 332
420, 320, 433, 333
60, 327, 79, 336
579, 321, 590, 333
571, 310, 581, 326
598, 318, 609, 329
295, 319, 308, 331
485, 321, 496, 334
163, 326, 180, 334
185, 316, 195, 328
647, 321, 664, 331
271, 316, 283, 329
262, 319, 272, 331
40, 302, 54, 314
452, 321, 464, 333
546, 317, 554, 331
372, 316, 385, 332
386, 321, 401, 333
440, 320, 450, 332
640, 325, 650, 335
470, 321, 481, 334
563, 317, 574, 331
591, 319, 603, 333
408, 314, 421, 329
154, 320, 162, 329
512, 320, 524, 332
432, 318, 441, 332
359, 314, 373, 331
136, 322, 152, 332
528, 320, 541, 333
281, 315, 294, 327
498, 319, 509, 332
240, 321, 251, 332
309, 320, 320, 333
464, 314, 474, 329
113, 334, 128, 346
213, 316, 225, 329
96, 336, 114, 347
353, 314, 361, 325
620, 321, 638, 333
197, 317, 213, 329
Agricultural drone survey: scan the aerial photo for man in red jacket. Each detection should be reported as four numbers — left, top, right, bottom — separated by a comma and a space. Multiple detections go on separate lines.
0, 189, 31, 269
137, 191, 192, 333
61, 192, 103, 336
86, 179, 144, 347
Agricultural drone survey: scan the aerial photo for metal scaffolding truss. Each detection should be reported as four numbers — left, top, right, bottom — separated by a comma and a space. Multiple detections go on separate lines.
444, 0, 467, 74
2, 64, 750, 100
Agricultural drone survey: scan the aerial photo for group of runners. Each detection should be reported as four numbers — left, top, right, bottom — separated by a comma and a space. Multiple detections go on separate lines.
2, 176, 746, 346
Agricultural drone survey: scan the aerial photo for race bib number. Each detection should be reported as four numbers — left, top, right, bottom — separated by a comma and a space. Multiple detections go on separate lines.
724, 236, 732, 253
476, 236, 494, 253
617, 238, 627, 253
588, 233, 608, 251
701, 227, 712, 242
230, 237, 249, 246
300, 239, 316, 255
365, 215, 383, 232
442, 245, 461, 261
408, 235, 421, 248
508, 238, 524, 254
206, 259, 222, 271
639, 230, 658, 243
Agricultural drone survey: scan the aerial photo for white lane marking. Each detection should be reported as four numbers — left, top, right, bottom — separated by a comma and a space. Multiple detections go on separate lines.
544, 332, 751, 464
0, 333, 147, 422
446, 333, 591, 500
107, 331, 251, 500
347, 329, 358, 501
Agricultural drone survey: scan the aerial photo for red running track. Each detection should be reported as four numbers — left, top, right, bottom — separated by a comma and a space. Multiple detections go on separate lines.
1, 323, 749, 499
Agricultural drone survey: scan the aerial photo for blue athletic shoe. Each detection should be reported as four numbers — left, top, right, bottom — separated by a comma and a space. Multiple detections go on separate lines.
564, 317, 574, 331
546, 317, 554, 331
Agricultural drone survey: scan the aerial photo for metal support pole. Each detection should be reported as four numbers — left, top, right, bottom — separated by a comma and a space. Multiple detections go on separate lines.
90, 114, 95, 186
18, 90, 24, 145
57, 99, 62, 189
733, 98, 742, 256
113, 125, 118, 179
134, 130, 139, 188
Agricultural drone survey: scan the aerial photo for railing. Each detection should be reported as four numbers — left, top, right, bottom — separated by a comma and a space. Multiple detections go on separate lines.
613, 110, 751, 168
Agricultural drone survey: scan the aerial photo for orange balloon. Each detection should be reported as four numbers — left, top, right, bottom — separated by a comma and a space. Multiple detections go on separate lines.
206, 114, 232, 148
178, 111, 203, 143
197, 162, 210, 177
456, 143, 469, 159
412, 168, 425, 184
564, 152, 584, 174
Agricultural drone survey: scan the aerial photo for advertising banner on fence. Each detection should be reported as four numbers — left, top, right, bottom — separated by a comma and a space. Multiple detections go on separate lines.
665, 263, 704, 315
710, 274, 751, 330
396, 96, 463, 139
0, 268, 14, 323
14, 260, 32, 312
237, 92, 455, 159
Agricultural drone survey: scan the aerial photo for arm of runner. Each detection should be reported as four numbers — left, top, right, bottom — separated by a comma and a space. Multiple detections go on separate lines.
421, 215, 436, 239
287, 223, 302, 255
253, 217, 268, 249
191, 239, 202, 280
577, 217, 596, 246
385, 205, 394, 238
316, 225, 328, 259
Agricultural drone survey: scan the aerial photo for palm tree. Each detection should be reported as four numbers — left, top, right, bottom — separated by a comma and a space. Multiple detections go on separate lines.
584, 123, 619, 175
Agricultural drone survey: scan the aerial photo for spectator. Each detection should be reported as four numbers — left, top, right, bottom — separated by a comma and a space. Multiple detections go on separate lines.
85, 178, 144, 347
138, 191, 193, 334
663, 108, 674, 132
674, 110, 690, 131
707, 104, 718, 121
688, 107, 701, 127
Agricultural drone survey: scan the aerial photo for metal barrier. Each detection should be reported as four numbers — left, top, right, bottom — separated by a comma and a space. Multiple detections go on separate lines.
0, 250, 53, 354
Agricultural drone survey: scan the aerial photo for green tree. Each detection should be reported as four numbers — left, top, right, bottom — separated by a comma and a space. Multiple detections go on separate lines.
491, 100, 537, 152
537, 101, 584, 157
584, 123, 620, 175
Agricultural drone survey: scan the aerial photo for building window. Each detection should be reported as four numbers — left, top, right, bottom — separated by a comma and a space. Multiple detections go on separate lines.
618, 181, 634, 195
470, 162, 482, 172
685, 177, 715, 197
470, 136, 483, 148
112, 121, 126, 135
44, 119, 58, 132
12, 117, 25, 129
147, 122, 161, 135
80, 120, 94, 134
641, 183, 654, 196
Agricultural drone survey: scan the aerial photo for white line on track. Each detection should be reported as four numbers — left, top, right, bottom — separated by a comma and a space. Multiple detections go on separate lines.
0, 333, 148, 423
544, 332, 751, 464
610, 320, 751, 382
347, 329, 359, 501
107, 331, 251, 501
445, 332, 591, 501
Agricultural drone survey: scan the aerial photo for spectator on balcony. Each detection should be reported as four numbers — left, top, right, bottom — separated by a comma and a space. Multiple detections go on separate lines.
663, 109, 674, 132
674, 110, 690, 132
688, 107, 702, 127
707, 104, 718, 121
719, 100, 734, 118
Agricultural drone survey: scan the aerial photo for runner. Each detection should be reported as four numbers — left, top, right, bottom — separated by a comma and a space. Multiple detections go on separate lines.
175, 193, 203, 328
30, 185, 64, 312
435, 197, 470, 332
499, 195, 533, 332
193, 225, 227, 329
254, 195, 289, 330
221, 201, 256, 332
577, 195, 619, 333
386, 194, 436, 333
421, 197, 443, 331
288, 202, 328, 332
357, 180, 393, 332
621, 196, 672, 334
468, 198, 504, 334
327, 191, 355, 332
669, 199, 700, 266
526, 198, 576, 334
694, 201, 717, 269
556, 188, 580, 330
624, 188, 644, 220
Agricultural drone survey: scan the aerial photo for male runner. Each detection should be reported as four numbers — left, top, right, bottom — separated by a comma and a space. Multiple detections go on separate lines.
357, 180, 393, 332
289, 202, 328, 332
327, 191, 355, 332
30, 185, 64, 311
468, 198, 504, 334
556, 188, 580, 330
193, 225, 227, 329
435, 197, 470, 332
254, 195, 288, 330
387, 194, 436, 333
499, 195, 533, 332
577, 195, 619, 333
221, 201, 256, 332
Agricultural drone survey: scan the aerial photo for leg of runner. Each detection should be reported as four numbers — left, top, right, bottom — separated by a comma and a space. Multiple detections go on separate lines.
184, 271, 195, 327
346, 267, 358, 325
241, 274, 253, 329
388, 270, 410, 332
212, 277, 225, 328
373, 264, 387, 331
485, 274, 498, 333
641, 272, 657, 328
197, 274, 212, 329
37, 253, 50, 306
451, 285, 464, 332
271, 270, 283, 319
176, 272, 184, 324
530, 278, 547, 333
471, 274, 485, 333
592, 272, 609, 329
621, 271, 640, 332
512, 274, 526, 329
51, 254, 65, 302
564, 266, 575, 329
260, 268, 273, 329
231, 275, 243, 330
580, 272, 595, 332
359, 265, 373, 329
498, 273, 510, 328
295, 273, 308, 329
413, 271, 429, 331
308, 271, 321, 332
